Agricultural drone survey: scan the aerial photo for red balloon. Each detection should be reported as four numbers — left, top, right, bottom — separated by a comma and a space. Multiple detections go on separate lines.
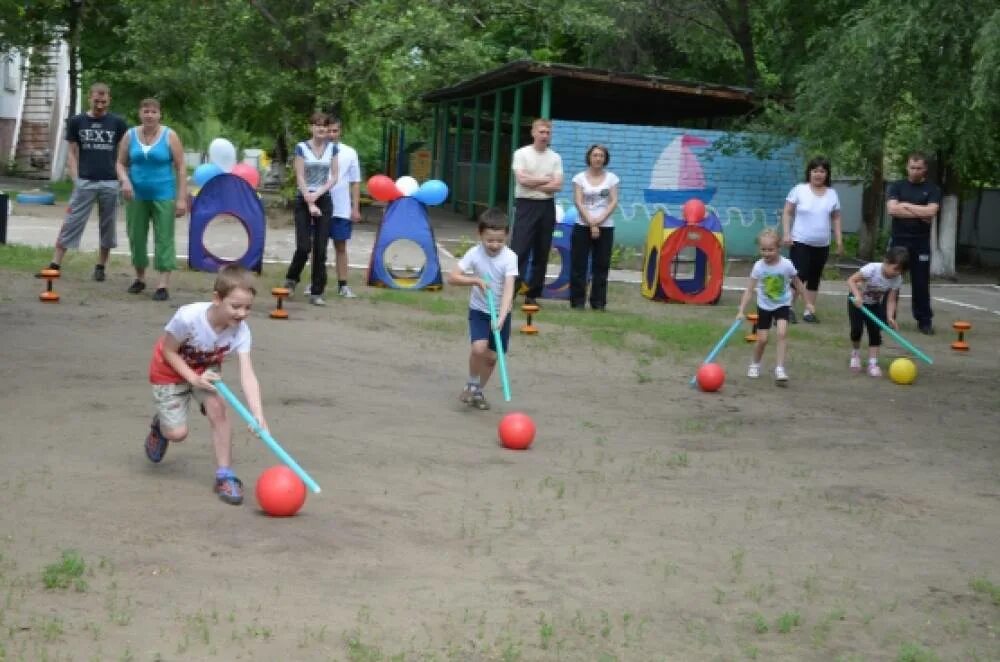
367, 174, 402, 202
498, 412, 536, 450
231, 163, 261, 189
682, 198, 706, 225
255, 465, 307, 517
696, 363, 725, 392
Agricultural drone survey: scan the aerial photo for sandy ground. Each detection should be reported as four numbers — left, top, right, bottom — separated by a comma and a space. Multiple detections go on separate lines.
0, 256, 998, 661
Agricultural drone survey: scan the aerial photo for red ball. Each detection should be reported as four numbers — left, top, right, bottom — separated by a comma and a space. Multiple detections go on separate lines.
255, 465, 307, 517
498, 412, 536, 450
682, 198, 707, 224
696, 362, 725, 392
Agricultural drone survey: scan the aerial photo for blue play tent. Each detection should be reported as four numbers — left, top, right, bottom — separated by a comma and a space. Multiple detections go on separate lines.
366, 196, 443, 289
189, 174, 266, 273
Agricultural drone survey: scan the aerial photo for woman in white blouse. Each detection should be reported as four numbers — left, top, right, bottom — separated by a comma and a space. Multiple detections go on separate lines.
570, 144, 619, 310
781, 155, 842, 323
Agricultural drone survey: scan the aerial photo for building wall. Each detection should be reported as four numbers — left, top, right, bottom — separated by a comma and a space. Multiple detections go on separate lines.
960, 189, 1000, 267
551, 119, 799, 256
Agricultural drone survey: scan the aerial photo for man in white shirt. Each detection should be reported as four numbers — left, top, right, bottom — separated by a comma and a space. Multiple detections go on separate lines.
327, 118, 362, 298
509, 118, 563, 306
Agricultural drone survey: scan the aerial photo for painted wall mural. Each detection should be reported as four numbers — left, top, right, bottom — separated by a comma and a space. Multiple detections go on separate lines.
551, 120, 799, 256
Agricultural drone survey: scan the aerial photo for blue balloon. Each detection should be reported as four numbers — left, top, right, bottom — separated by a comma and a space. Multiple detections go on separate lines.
193, 163, 224, 187
413, 179, 449, 206
562, 206, 579, 224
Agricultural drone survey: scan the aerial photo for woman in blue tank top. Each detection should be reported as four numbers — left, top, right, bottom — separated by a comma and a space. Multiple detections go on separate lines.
116, 98, 188, 301
283, 112, 339, 305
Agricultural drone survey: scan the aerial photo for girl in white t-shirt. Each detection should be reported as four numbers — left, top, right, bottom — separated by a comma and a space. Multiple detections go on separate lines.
570, 144, 619, 310
845, 247, 909, 377
781, 156, 842, 323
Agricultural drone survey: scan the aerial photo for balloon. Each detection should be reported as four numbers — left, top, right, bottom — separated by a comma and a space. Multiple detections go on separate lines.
192, 163, 223, 187
682, 198, 706, 224
367, 174, 402, 202
413, 179, 449, 206
231, 162, 260, 189
562, 207, 579, 224
395, 176, 419, 197
208, 138, 237, 172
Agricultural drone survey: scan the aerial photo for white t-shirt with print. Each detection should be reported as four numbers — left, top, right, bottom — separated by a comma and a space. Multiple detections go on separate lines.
751, 256, 798, 310
856, 262, 903, 305
512, 145, 563, 200
149, 302, 252, 384
786, 183, 840, 246
457, 244, 519, 314
329, 143, 360, 218
572, 170, 619, 228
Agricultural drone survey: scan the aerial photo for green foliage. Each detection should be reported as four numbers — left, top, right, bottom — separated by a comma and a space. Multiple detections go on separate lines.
897, 642, 939, 662
42, 550, 87, 592
775, 611, 801, 633
970, 577, 1000, 606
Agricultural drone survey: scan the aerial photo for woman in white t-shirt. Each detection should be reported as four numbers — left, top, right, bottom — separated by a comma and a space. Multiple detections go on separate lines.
781, 156, 842, 323
570, 144, 619, 310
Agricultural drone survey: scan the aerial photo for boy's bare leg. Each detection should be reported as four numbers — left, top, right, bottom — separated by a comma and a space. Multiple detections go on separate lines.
204, 396, 233, 469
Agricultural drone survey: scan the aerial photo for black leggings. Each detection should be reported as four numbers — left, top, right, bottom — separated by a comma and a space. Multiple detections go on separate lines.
789, 242, 830, 291
286, 193, 332, 295
848, 299, 886, 346
570, 224, 614, 308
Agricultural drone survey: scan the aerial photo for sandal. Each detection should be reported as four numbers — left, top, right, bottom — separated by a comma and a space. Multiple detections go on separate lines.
145, 415, 169, 463
471, 390, 490, 410
214, 475, 244, 505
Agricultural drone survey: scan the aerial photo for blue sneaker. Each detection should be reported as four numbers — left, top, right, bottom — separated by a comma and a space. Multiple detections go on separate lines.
214, 475, 244, 505
145, 415, 169, 463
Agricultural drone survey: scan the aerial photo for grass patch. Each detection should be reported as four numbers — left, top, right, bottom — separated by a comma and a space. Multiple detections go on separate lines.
969, 577, 1000, 606
775, 611, 801, 633
897, 642, 939, 662
42, 550, 87, 591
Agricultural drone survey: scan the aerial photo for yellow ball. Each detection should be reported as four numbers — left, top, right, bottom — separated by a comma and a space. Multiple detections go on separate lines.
889, 358, 917, 385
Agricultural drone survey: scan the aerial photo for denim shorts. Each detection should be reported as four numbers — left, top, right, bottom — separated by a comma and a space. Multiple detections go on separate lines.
468, 308, 511, 353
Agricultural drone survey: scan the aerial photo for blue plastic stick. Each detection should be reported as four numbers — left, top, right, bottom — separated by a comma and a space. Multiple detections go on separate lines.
849, 296, 934, 365
483, 276, 512, 402
213, 380, 322, 493
689, 318, 743, 386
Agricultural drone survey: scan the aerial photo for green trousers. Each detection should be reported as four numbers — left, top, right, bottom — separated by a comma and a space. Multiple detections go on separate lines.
126, 199, 177, 272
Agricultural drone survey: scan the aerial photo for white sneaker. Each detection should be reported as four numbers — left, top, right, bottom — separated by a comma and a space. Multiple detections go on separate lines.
309, 295, 326, 306
304, 284, 312, 296
774, 366, 789, 385
849, 354, 862, 372
747, 363, 761, 379
283, 279, 296, 297
338, 285, 358, 298
867, 363, 882, 378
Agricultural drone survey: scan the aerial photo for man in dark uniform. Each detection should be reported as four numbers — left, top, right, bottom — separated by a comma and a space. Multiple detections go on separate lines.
887, 152, 941, 335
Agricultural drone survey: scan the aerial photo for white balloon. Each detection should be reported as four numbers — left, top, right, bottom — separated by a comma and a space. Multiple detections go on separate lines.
208, 138, 238, 173
395, 176, 419, 197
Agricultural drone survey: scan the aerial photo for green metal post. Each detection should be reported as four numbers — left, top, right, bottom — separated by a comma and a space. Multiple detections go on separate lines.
488, 91, 502, 208
507, 84, 523, 216
451, 100, 463, 213
540, 76, 552, 119
430, 103, 440, 179
468, 95, 482, 219
440, 102, 450, 186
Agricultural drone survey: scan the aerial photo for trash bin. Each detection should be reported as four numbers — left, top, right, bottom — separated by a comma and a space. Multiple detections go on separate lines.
0, 192, 8, 244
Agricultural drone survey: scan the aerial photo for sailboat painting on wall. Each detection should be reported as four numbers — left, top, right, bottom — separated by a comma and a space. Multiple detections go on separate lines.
643, 135, 717, 205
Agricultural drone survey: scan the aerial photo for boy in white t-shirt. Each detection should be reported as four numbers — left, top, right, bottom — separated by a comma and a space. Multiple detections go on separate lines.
737, 228, 813, 385
446, 208, 518, 411
845, 247, 909, 377
145, 265, 268, 505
